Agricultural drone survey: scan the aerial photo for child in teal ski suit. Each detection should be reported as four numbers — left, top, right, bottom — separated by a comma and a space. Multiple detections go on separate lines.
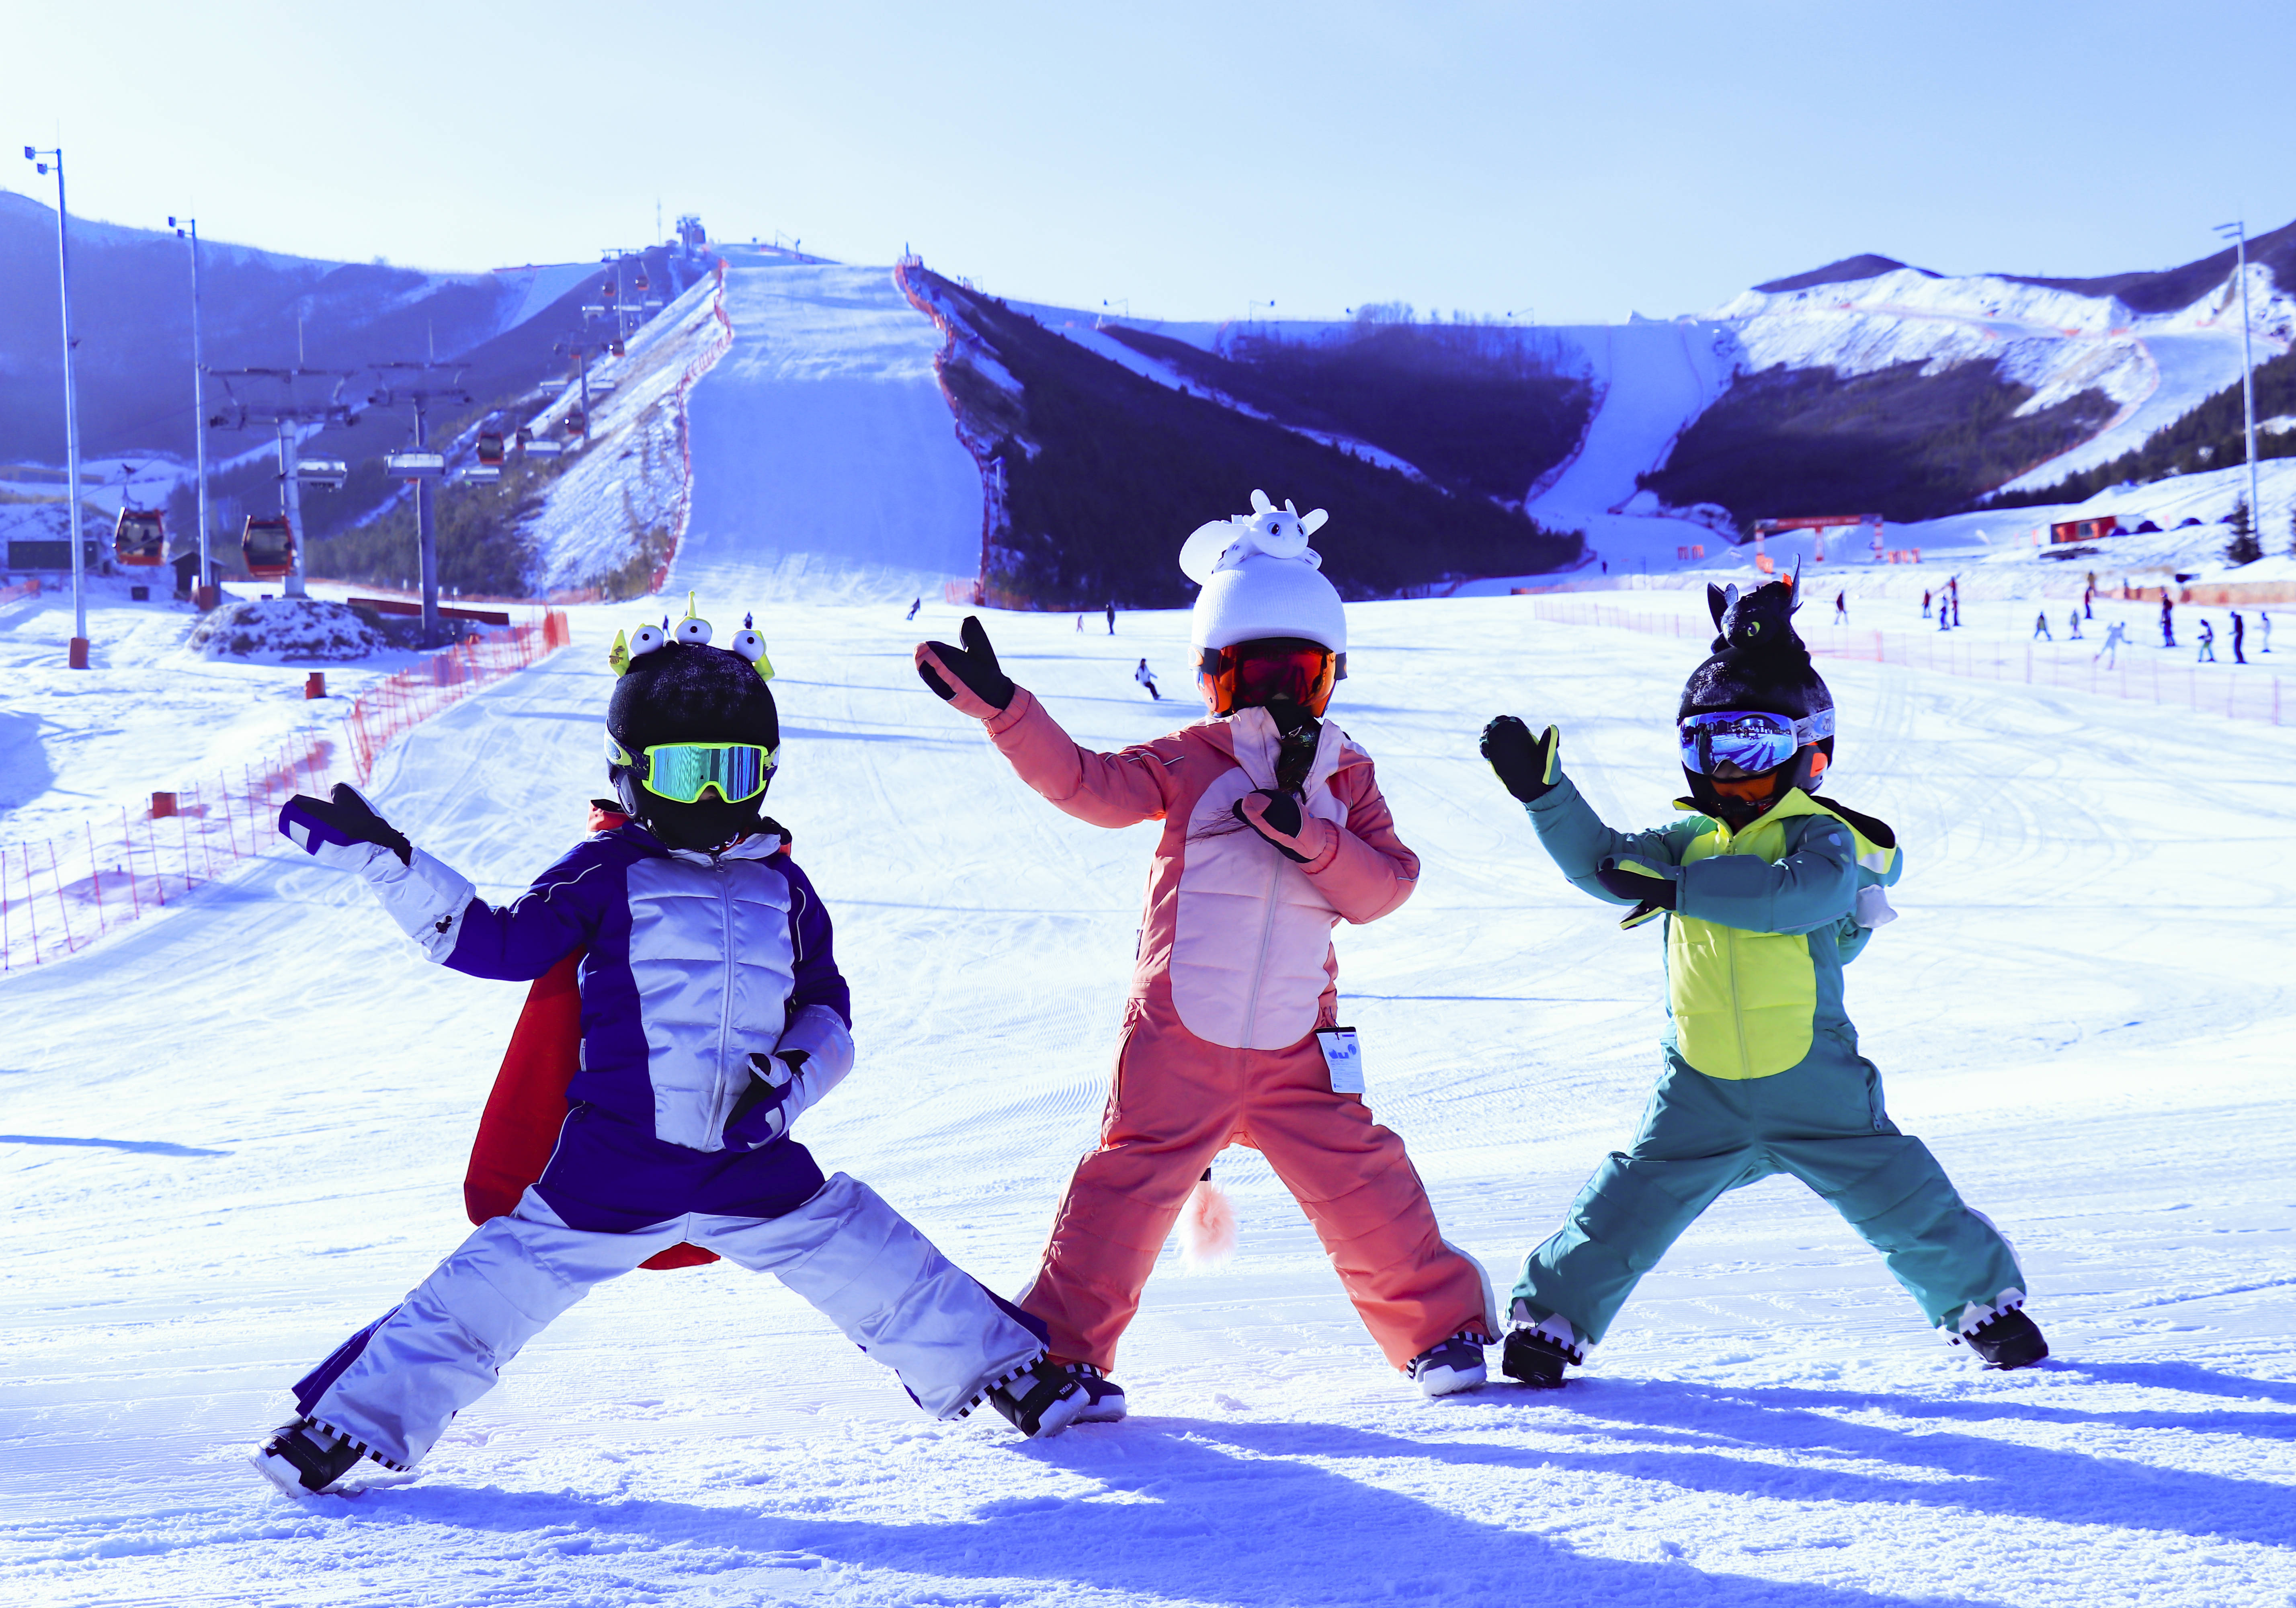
1478, 578, 2046, 1385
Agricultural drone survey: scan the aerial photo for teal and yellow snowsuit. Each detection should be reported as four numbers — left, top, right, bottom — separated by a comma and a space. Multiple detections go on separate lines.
1511, 775, 2024, 1345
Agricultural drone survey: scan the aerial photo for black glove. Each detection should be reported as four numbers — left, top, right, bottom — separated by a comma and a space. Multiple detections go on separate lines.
1231, 788, 1319, 863
1593, 857, 1677, 911
278, 782, 412, 866
916, 615, 1015, 712
1480, 717, 1560, 802
724, 1050, 807, 1152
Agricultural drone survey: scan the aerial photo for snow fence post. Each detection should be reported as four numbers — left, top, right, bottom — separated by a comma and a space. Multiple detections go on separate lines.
47, 840, 73, 953
86, 821, 103, 936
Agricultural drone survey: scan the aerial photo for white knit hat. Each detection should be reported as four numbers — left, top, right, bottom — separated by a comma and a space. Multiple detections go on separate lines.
1181, 490, 1347, 654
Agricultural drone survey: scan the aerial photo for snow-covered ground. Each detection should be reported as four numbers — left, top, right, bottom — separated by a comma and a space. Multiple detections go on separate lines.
6, 568, 2296, 1604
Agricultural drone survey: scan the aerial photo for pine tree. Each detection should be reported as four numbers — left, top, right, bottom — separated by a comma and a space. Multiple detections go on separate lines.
2226, 498, 2262, 566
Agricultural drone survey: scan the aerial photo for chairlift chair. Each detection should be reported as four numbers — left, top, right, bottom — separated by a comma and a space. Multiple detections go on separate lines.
113, 506, 166, 566
297, 458, 349, 492
458, 464, 502, 484
385, 449, 447, 480
243, 515, 295, 580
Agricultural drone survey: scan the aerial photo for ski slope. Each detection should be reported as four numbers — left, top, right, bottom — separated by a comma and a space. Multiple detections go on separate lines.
1522, 321, 1740, 573
6, 570, 2296, 1604
670, 265, 984, 603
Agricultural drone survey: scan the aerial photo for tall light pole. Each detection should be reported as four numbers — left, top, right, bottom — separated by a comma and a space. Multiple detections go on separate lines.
2216, 219, 2261, 538
170, 216, 213, 595
25, 144, 86, 662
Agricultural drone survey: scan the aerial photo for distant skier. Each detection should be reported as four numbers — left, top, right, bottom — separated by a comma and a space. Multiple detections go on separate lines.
1834, 590, 1848, 624
2232, 610, 2246, 665
1950, 578, 1961, 628
1921, 589, 1932, 620
1105, 601, 1116, 635
2067, 609, 2083, 641
2095, 619, 2128, 667
1134, 657, 1160, 700
1938, 599, 1950, 633
2083, 583, 2095, 620
906, 597, 921, 621
2262, 610, 2274, 654
2032, 610, 2052, 642
2198, 619, 2216, 663
1480, 575, 2046, 1388
252, 601, 1090, 1497
2161, 595, 2176, 648
916, 490, 1496, 1407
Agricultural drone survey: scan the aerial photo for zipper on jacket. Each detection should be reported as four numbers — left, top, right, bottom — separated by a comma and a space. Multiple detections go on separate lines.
714, 859, 738, 1128
1239, 847, 1283, 1048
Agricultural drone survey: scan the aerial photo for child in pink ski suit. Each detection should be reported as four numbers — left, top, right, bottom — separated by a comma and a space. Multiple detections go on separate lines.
915, 493, 1495, 1412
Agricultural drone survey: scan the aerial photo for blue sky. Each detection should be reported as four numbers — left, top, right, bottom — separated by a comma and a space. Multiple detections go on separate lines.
11, 0, 2296, 323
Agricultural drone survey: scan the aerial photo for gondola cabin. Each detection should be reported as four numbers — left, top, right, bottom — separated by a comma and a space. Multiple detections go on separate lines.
633, 273, 649, 295
113, 506, 165, 566
476, 429, 506, 466
609, 338, 626, 358
243, 515, 294, 580
564, 407, 588, 438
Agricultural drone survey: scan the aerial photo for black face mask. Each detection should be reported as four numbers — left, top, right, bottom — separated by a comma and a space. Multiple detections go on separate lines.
616, 773, 766, 851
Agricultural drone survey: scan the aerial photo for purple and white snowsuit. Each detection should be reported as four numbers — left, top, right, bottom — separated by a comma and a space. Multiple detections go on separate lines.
289, 822, 1046, 1471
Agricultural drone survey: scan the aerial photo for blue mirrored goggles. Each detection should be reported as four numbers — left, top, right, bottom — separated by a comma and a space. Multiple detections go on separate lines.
1678, 709, 1833, 775
605, 734, 777, 803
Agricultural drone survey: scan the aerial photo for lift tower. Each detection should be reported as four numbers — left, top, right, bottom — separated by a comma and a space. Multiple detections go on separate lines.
368, 364, 472, 647
205, 369, 360, 600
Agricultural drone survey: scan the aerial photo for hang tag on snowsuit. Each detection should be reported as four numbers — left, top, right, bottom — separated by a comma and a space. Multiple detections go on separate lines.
1317, 1026, 1363, 1095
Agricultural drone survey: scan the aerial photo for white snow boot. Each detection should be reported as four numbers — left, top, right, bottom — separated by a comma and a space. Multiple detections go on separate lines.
1408, 1332, 1489, 1397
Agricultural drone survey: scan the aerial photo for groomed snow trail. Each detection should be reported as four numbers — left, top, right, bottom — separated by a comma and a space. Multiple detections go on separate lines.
670, 265, 984, 605
5, 586, 2296, 1606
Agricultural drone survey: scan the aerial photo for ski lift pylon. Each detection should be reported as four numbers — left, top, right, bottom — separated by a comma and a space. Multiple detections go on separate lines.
243, 515, 295, 580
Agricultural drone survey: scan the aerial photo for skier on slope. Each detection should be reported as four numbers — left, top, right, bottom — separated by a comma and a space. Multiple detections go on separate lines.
2198, 619, 2216, 663
1478, 574, 2047, 1388
1135, 657, 1160, 700
914, 492, 1496, 1411
2095, 619, 2128, 667
252, 602, 1089, 1497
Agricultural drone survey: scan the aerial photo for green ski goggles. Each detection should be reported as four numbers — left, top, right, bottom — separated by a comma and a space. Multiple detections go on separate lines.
605, 735, 778, 803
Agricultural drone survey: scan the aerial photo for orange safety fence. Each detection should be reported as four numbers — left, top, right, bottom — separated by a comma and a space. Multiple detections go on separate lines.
0, 609, 570, 974
1523, 597, 2288, 726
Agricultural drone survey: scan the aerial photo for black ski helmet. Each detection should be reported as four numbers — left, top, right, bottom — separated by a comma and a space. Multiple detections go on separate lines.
605, 608, 777, 851
1677, 575, 1834, 828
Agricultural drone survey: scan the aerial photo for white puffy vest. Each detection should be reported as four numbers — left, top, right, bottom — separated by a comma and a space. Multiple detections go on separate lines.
625, 837, 795, 1150
1169, 710, 1350, 1050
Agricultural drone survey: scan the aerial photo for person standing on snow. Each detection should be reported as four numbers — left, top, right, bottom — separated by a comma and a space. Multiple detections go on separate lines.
1105, 601, 1117, 634
1134, 657, 1160, 700
252, 605, 1091, 1497
2232, 611, 2246, 665
1833, 591, 1848, 624
2068, 609, 2083, 641
2032, 610, 2052, 642
914, 491, 1496, 1411
2198, 618, 2216, 662
1478, 576, 2046, 1389
2262, 610, 2274, 654
1949, 578, 1961, 627
2161, 594, 2176, 648
1921, 589, 1932, 620
2096, 619, 2128, 667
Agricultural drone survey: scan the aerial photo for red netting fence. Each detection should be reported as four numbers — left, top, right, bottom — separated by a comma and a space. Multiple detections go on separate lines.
0, 609, 570, 973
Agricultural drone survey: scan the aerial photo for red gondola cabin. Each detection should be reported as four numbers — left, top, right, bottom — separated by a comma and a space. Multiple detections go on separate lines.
113, 506, 165, 566
243, 515, 295, 580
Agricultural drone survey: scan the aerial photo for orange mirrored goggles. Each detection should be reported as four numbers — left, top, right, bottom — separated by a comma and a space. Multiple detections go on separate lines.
1197, 639, 1345, 717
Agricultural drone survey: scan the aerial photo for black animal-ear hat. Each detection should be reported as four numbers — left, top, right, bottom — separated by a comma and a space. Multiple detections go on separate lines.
1678, 564, 1834, 725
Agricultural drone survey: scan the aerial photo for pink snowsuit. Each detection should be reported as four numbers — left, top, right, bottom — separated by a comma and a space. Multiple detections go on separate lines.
980, 688, 1494, 1372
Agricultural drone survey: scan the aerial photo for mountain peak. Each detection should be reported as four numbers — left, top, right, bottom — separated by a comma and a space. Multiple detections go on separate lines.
1752, 254, 1938, 295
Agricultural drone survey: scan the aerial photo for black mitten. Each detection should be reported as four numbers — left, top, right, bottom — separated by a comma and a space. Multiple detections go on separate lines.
1480, 717, 1561, 803
1594, 858, 1677, 910
916, 616, 1016, 712
278, 782, 412, 866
